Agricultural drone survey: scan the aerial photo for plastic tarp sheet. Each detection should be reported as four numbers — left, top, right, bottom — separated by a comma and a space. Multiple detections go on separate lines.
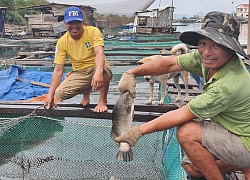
0, 65, 65, 101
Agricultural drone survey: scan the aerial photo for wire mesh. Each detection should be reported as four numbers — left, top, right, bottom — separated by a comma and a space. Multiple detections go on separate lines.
0, 114, 166, 179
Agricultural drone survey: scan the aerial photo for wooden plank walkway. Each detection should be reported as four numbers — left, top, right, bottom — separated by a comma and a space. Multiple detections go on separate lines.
167, 78, 203, 95
168, 86, 202, 95
0, 49, 204, 122
0, 76, 201, 122
0, 67, 202, 122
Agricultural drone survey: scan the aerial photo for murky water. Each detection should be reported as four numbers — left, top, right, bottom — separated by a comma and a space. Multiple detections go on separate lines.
0, 39, 57, 60
239, 23, 248, 44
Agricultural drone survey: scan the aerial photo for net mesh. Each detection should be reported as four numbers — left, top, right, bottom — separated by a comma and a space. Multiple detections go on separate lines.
0, 113, 169, 179
163, 128, 186, 180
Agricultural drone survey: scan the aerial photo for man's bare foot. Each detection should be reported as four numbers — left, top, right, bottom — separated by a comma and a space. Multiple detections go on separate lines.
94, 102, 107, 113
80, 89, 91, 106
80, 98, 90, 107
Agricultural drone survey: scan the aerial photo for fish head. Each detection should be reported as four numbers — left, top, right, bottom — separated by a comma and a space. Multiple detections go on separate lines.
122, 91, 134, 106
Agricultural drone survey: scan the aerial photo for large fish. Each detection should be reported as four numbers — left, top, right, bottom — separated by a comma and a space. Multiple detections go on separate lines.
111, 90, 134, 162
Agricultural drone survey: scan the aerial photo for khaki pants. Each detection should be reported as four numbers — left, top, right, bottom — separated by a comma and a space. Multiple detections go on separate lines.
55, 63, 112, 101
182, 121, 250, 168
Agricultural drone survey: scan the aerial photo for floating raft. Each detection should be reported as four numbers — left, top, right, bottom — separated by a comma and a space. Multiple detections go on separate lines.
0, 102, 178, 122
4, 50, 172, 67
16, 51, 172, 58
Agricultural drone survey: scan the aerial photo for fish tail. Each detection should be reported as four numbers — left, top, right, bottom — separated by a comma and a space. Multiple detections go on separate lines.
116, 148, 133, 162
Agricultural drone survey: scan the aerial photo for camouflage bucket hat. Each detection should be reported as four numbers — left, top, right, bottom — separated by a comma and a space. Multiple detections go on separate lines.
179, 11, 248, 59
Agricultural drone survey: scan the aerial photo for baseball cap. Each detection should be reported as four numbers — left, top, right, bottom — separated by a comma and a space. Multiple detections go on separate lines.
64, 6, 84, 23
179, 11, 248, 59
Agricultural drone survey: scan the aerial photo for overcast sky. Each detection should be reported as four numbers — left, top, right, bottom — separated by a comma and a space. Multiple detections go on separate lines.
151, 0, 249, 15
48, 0, 249, 15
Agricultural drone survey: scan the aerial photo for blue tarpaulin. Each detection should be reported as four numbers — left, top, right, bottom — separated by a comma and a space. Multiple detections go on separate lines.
0, 65, 65, 101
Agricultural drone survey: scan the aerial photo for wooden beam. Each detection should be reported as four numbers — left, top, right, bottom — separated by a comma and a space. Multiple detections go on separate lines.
0, 102, 178, 113
0, 103, 178, 122
5, 59, 140, 66
16, 51, 172, 57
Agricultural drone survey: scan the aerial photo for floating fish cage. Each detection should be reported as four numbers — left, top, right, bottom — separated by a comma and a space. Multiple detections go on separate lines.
0, 102, 186, 179
104, 40, 182, 48
0, 114, 168, 179
108, 34, 180, 42
0, 37, 196, 179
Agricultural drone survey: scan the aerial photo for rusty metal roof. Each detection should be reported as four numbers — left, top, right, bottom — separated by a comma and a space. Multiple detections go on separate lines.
18, 2, 96, 11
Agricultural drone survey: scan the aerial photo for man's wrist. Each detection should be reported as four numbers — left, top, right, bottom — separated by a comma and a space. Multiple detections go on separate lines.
138, 124, 144, 136
95, 68, 104, 73
48, 94, 54, 99
125, 71, 135, 77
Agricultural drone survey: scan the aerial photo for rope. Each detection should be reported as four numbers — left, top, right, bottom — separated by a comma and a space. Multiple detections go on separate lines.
0, 60, 7, 70
33, 115, 112, 128
0, 105, 41, 135
0, 105, 112, 135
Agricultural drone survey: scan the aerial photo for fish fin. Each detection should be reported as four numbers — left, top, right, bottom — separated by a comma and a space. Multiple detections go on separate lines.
116, 148, 133, 162
110, 130, 117, 141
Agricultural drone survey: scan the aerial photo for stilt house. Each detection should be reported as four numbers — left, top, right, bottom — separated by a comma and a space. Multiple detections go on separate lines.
19, 3, 96, 38
133, 6, 175, 34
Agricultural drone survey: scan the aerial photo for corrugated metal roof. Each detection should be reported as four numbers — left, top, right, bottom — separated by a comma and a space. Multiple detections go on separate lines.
0, 7, 8, 10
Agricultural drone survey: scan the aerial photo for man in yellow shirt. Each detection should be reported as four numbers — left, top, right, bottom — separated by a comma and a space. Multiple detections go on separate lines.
44, 6, 112, 113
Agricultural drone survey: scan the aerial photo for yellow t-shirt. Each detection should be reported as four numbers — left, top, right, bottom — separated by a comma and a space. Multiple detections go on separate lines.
54, 26, 106, 71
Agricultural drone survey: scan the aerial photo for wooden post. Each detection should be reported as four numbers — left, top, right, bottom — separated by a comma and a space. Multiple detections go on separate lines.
0, 8, 7, 39
248, 0, 250, 56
